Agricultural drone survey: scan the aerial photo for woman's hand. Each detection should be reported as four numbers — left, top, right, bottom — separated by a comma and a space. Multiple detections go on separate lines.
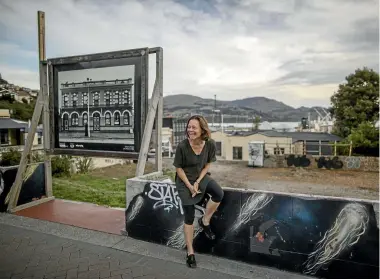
187, 183, 201, 197
192, 181, 201, 197
193, 181, 199, 193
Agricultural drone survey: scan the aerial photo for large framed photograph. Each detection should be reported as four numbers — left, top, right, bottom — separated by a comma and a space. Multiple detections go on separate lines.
48, 48, 149, 158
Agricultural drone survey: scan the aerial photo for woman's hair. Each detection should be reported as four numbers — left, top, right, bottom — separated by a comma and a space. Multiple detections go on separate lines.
186, 115, 211, 140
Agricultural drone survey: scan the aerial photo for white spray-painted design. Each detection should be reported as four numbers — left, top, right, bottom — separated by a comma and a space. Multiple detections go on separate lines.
303, 203, 369, 275
126, 195, 144, 223
228, 193, 274, 235
145, 182, 184, 215
167, 205, 205, 249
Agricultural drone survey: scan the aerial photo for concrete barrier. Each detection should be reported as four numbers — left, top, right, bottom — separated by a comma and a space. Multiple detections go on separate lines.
125, 173, 379, 279
263, 155, 379, 172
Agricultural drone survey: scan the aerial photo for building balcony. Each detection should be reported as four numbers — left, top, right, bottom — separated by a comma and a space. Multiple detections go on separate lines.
60, 79, 133, 90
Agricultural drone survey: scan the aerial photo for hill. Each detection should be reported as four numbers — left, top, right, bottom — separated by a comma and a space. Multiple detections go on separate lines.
163, 94, 328, 122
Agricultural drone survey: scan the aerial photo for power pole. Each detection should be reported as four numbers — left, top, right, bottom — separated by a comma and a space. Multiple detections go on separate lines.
212, 95, 215, 127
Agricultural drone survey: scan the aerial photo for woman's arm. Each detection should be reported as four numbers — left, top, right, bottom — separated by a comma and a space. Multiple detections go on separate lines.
195, 140, 216, 186
195, 163, 211, 185
176, 167, 192, 189
173, 144, 194, 192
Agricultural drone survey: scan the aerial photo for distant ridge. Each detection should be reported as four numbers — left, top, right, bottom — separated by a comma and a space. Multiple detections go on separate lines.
162, 94, 328, 122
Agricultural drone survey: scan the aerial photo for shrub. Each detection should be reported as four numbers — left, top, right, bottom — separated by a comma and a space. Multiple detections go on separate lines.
30, 151, 45, 163
0, 148, 21, 166
76, 157, 93, 174
51, 155, 72, 177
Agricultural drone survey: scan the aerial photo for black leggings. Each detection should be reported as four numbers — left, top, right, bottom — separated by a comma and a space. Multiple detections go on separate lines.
183, 180, 224, 225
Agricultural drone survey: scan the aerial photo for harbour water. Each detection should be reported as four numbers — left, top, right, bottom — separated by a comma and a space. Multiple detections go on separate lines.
209, 121, 300, 131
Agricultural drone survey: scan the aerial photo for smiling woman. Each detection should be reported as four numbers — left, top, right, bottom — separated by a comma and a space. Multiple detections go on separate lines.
173, 115, 224, 268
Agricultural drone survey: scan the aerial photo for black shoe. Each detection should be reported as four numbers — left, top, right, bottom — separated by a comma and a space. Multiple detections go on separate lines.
198, 217, 216, 240
186, 253, 197, 268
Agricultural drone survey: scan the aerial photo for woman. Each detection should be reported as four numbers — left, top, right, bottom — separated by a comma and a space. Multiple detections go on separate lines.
173, 115, 224, 268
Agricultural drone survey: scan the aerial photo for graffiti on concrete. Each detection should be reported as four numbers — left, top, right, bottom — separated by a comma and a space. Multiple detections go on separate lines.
345, 157, 361, 169
144, 182, 183, 214
286, 155, 311, 167
316, 156, 343, 169
125, 185, 379, 279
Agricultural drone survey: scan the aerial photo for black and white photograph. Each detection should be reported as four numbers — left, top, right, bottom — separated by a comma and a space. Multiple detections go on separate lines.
56, 65, 136, 152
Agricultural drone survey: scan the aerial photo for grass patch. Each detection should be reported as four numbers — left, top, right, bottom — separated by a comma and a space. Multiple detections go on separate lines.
52, 162, 174, 208
53, 174, 127, 208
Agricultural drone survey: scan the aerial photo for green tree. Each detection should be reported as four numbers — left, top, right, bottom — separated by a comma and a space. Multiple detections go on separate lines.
348, 121, 379, 148
0, 98, 40, 123
252, 115, 261, 130
330, 67, 379, 138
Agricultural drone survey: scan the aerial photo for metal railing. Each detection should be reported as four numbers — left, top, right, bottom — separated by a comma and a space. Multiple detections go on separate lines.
263, 141, 353, 156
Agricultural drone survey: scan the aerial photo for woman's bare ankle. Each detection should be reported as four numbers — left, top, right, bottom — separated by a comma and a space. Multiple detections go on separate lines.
202, 216, 210, 226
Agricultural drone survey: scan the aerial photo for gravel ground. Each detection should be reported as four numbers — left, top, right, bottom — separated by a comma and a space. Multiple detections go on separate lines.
161, 158, 379, 201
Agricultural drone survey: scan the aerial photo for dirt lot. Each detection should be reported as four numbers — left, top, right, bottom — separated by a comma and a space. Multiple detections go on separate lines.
161, 158, 379, 201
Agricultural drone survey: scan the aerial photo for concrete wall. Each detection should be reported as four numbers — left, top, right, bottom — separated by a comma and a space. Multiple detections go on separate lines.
263, 154, 379, 172
125, 174, 379, 279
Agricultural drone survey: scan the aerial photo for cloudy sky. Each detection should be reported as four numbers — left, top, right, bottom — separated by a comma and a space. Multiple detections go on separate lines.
0, 0, 378, 108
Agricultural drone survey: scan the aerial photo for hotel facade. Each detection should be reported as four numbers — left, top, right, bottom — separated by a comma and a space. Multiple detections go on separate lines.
59, 79, 134, 142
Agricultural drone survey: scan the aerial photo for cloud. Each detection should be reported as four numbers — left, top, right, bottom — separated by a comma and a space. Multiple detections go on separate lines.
0, 0, 378, 107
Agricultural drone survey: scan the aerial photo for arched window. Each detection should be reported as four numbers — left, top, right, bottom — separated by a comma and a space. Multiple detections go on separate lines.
114, 112, 120, 125
123, 111, 130, 125
62, 114, 69, 131
105, 112, 111, 126
71, 113, 79, 126
82, 113, 88, 126
93, 112, 100, 131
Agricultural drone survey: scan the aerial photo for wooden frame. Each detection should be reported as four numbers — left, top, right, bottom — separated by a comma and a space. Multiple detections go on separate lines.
6, 11, 53, 212
47, 48, 149, 158
6, 10, 163, 212
135, 47, 163, 176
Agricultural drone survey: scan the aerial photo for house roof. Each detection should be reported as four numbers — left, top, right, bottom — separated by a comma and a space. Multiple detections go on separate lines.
0, 118, 28, 129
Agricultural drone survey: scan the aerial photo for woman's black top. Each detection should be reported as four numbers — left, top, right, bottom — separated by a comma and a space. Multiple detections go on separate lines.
173, 138, 217, 205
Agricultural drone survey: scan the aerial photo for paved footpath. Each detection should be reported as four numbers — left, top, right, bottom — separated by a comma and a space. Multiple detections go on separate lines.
0, 213, 306, 279
0, 225, 238, 279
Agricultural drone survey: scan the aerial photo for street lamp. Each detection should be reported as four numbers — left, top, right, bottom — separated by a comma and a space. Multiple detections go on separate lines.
86, 78, 92, 138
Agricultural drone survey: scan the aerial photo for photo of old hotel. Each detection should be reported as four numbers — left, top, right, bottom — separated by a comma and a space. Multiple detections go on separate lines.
58, 78, 134, 145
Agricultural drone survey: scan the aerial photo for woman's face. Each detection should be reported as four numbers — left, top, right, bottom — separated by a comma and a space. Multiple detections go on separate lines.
187, 119, 202, 140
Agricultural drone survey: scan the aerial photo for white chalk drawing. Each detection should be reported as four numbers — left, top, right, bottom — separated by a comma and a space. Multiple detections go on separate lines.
166, 204, 205, 249
303, 203, 369, 275
345, 157, 361, 169
126, 195, 144, 223
145, 182, 184, 214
